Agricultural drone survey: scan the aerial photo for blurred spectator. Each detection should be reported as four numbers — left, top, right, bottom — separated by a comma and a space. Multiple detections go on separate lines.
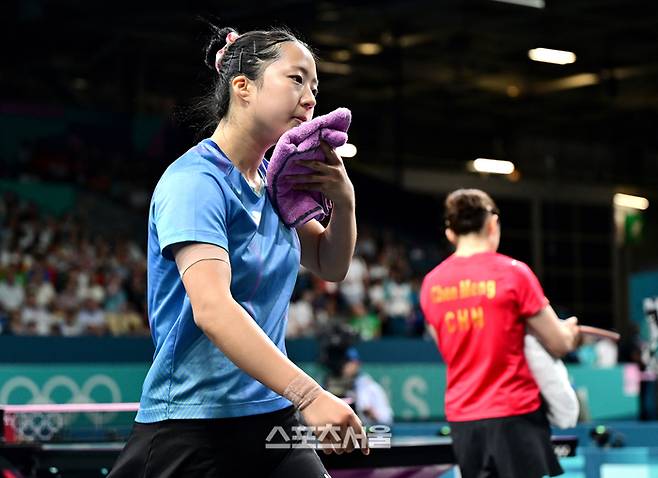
17, 206, 39, 252
349, 303, 381, 341
106, 303, 148, 336
326, 347, 393, 425
6, 310, 24, 335
104, 275, 128, 312
76, 296, 107, 336
30, 267, 56, 308
20, 292, 53, 335
355, 228, 377, 261
381, 266, 413, 336
368, 252, 389, 282
315, 293, 349, 329
368, 276, 386, 317
339, 254, 368, 309
0, 268, 25, 312
56, 278, 80, 311
59, 307, 84, 337
286, 290, 315, 338
36, 216, 57, 254
348, 349, 393, 425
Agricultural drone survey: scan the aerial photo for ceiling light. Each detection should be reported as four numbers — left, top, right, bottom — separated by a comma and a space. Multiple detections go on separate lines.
331, 50, 352, 62
506, 85, 521, 97
528, 48, 576, 65
492, 0, 544, 8
355, 43, 382, 55
613, 193, 649, 210
472, 158, 515, 175
336, 143, 357, 158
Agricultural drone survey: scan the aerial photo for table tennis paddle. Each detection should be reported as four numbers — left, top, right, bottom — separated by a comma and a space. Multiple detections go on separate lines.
578, 325, 620, 342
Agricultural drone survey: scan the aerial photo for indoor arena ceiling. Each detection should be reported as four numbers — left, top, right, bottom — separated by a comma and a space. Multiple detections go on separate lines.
4, 0, 658, 188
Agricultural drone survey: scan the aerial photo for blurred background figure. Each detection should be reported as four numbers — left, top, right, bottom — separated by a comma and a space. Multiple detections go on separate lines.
341, 347, 394, 426
321, 324, 393, 425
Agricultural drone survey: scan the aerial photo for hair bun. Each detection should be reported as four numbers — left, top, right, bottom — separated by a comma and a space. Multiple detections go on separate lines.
444, 189, 497, 236
204, 26, 238, 71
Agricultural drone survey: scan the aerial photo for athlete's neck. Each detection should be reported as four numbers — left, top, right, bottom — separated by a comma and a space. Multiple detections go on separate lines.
453, 235, 496, 257
210, 118, 271, 184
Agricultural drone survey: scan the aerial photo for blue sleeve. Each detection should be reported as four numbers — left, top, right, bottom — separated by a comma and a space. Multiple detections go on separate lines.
153, 170, 229, 259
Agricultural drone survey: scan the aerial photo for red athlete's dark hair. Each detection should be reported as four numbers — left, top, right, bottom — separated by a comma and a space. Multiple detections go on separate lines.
444, 189, 499, 235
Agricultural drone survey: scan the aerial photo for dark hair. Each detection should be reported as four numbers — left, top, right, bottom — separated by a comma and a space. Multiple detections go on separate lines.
444, 189, 499, 235
196, 24, 313, 133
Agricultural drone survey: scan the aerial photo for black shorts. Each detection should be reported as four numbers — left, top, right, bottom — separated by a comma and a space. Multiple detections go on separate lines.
107, 406, 330, 478
449, 408, 563, 478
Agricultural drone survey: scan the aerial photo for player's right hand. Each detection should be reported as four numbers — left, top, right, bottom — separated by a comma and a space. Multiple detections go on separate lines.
564, 316, 582, 349
301, 390, 370, 455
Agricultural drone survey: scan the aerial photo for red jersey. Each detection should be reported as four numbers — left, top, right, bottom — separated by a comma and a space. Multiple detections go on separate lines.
420, 251, 548, 421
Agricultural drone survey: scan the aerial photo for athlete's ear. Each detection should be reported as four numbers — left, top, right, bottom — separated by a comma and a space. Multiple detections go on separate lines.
445, 228, 457, 245
231, 75, 252, 103
486, 215, 499, 235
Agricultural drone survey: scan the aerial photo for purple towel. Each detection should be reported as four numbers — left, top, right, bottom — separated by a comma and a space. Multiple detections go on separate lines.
266, 107, 352, 228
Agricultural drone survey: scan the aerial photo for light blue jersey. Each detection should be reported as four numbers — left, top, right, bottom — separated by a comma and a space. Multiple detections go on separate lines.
137, 139, 300, 422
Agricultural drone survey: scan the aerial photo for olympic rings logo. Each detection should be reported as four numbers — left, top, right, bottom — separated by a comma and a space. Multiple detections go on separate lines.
1, 375, 124, 442
6, 412, 65, 442
0, 374, 122, 405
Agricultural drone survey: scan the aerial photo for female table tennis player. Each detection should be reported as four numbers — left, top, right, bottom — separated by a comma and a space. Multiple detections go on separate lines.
420, 188, 581, 478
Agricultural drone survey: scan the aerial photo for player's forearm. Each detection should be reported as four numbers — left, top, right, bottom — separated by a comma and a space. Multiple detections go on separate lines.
194, 298, 309, 395
527, 307, 579, 357
317, 201, 356, 282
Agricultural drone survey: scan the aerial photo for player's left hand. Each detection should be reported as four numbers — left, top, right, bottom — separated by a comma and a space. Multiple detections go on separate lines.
287, 141, 355, 209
